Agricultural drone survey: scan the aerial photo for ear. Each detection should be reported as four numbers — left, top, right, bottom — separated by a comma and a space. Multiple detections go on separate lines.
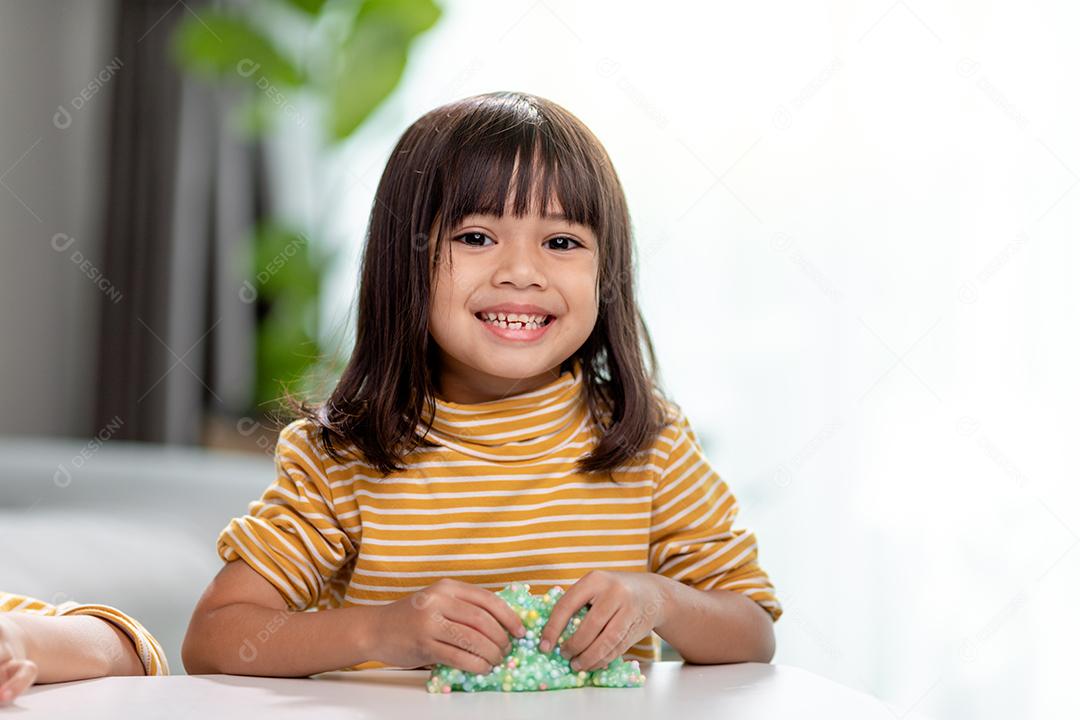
427, 213, 444, 264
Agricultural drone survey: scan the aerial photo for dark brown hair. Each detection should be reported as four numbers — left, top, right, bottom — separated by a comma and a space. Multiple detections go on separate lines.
290, 91, 674, 477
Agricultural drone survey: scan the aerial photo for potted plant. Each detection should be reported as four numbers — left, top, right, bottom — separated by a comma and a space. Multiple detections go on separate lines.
171, 0, 441, 453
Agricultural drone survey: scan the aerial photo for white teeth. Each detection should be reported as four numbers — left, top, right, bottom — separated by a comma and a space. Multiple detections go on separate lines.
477, 311, 551, 330
479, 311, 550, 326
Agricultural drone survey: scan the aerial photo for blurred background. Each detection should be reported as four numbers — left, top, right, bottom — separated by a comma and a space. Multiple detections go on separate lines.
1, 0, 1077, 717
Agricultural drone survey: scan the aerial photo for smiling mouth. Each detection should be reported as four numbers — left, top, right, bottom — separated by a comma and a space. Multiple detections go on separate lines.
473, 312, 555, 329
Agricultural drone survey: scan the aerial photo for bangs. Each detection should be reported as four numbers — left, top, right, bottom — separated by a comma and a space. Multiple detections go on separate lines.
434, 95, 606, 236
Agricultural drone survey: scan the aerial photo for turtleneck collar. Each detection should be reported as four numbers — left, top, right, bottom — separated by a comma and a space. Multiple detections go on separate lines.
417, 359, 590, 462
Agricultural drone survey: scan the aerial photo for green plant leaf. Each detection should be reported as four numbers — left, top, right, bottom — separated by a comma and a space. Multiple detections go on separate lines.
251, 223, 324, 299
172, 11, 304, 87
280, 0, 329, 15
256, 303, 321, 409
354, 0, 441, 39
329, 21, 407, 139
328, 0, 441, 139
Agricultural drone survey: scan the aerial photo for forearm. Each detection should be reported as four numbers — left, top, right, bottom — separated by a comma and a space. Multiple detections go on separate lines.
8, 614, 144, 683
182, 602, 383, 677
652, 574, 775, 664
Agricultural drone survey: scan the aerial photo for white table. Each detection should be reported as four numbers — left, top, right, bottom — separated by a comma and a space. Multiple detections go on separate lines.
16, 662, 931, 719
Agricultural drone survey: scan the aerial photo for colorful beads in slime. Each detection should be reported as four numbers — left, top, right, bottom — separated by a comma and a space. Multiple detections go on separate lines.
426, 583, 646, 693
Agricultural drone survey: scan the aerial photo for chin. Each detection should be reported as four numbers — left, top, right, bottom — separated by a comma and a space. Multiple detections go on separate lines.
471, 355, 556, 379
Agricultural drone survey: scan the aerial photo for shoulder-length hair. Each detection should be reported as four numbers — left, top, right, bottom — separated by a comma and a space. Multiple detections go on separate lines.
290, 90, 674, 477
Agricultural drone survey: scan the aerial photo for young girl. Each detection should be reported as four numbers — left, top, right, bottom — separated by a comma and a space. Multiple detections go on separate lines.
0, 592, 168, 704
182, 91, 782, 678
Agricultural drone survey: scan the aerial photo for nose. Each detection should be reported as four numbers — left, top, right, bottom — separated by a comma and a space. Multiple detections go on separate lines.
492, 238, 547, 289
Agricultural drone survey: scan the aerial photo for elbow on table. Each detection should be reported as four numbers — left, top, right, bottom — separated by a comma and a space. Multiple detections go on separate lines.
181, 614, 224, 675
680, 604, 777, 665
757, 627, 777, 664
747, 606, 777, 664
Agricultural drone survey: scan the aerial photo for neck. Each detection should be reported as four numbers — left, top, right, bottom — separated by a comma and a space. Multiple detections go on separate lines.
435, 357, 564, 404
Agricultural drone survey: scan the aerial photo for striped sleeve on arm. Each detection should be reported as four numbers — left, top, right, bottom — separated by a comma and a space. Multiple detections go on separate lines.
0, 592, 169, 675
54, 602, 170, 675
648, 410, 783, 623
217, 419, 358, 611
0, 592, 51, 613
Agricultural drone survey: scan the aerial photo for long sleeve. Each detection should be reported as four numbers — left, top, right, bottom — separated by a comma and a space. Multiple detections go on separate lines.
648, 409, 783, 622
0, 592, 169, 676
217, 419, 359, 611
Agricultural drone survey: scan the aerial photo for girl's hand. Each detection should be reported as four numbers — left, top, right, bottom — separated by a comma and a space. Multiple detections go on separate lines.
372, 578, 527, 675
538, 570, 669, 672
0, 615, 38, 705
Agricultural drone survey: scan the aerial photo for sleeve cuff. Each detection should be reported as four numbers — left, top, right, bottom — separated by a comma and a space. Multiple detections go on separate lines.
56, 603, 170, 675
708, 574, 784, 623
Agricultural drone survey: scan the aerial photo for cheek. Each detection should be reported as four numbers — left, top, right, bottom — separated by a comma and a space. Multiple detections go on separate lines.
428, 261, 474, 332
428, 283, 456, 335
567, 273, 599, 316
427, 265, 450, 330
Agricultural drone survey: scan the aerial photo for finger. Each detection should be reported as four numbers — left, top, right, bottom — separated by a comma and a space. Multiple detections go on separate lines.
538, 575, 600, 652
560, 596, 618, 661
440, 600, 514, 665
572, 606, 635, 672
452, 582, 527, 640
431, 610, 507, 668
0, 659, 37, 705
430, 638, 495, 676
0, 658, 20, 685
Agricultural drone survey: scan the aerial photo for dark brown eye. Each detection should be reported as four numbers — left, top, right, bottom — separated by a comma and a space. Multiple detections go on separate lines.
546, 236, 582, 251
455, 232, 492, 247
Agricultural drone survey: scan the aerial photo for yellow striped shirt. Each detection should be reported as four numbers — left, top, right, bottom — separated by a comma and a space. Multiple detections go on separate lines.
0, 592, 169, 676
218, 359, 781, 670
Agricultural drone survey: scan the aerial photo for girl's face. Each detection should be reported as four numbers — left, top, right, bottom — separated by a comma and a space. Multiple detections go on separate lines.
428, 195, 600, 404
